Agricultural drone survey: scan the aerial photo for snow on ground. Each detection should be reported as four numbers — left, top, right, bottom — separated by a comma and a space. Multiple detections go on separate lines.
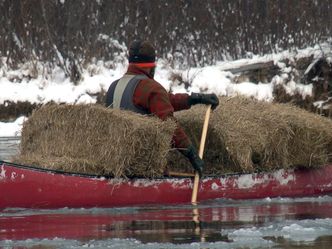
0, 43, 331, 136
0, 116, 26, 137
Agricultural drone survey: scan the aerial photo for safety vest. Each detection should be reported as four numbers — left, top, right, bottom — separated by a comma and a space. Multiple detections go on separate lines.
106, 74, 149, 115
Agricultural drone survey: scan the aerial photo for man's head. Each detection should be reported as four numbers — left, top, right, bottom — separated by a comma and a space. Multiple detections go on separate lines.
128, 40, 156, 77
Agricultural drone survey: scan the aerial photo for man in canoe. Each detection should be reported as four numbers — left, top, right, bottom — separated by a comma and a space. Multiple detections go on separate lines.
106, 40, 219, 176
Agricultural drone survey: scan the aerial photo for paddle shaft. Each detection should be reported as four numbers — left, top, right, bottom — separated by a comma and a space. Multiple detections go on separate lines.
191, 105, 212, 203
168, 171, 195, 177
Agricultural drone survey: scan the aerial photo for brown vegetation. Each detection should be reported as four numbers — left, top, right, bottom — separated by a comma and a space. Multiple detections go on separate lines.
0, 101, 40, 121
168, 97, 332, 175
16, 104, 176, 177
1, 0, 331, 68
17, 98, 332, 177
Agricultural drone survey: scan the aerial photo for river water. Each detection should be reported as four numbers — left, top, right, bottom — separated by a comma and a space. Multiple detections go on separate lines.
1, 139, 332, 248
1, 196, 332, 249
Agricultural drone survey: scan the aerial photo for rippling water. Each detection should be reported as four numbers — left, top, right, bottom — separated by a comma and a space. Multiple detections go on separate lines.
1, 196, 332, 248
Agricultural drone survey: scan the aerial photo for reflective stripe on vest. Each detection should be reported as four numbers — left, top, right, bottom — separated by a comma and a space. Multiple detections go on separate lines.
113, 75, 136, 109
106, 74, 149, 115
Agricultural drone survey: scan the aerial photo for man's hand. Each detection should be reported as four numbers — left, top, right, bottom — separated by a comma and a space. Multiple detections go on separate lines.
189, 93, 219, 110
181, 144, 204, 177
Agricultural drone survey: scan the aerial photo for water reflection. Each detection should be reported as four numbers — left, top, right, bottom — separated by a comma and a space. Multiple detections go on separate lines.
1, 197, 332, 247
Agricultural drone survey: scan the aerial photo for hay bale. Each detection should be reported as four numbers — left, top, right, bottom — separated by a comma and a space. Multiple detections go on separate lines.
17, 98, 332, 177
269, 103, 332, 167
17, 104, 176, 177
168, 96, 332, 174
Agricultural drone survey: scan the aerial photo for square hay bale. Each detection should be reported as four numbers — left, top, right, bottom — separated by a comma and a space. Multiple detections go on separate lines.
269, 103, 332, 167
168, 96, 332, 174
17, 104, 176, 177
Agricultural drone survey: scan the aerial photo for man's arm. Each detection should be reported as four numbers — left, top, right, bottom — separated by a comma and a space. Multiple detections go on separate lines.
169, 92, 220, 111
168, 93, 191, 112
133, 79, 191, 148
134, 79, 204, 175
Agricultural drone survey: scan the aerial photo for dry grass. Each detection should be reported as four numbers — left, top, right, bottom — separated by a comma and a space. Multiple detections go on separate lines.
17, 97, 332, 177
16, 104, 176, 177
168, 96, 332, 174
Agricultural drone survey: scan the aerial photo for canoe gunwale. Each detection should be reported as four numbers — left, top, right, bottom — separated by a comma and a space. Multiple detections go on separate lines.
0, 160, 270, 180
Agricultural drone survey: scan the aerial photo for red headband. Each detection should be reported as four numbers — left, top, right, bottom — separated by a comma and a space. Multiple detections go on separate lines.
130, 62, 156, 68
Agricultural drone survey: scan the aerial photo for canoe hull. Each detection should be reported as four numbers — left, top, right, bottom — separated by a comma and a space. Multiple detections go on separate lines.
1, 161, 332, 209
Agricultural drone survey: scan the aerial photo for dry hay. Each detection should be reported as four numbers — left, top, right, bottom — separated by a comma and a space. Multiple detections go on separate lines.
269, 103, 332, 167
16, 97, 332, 177
16, 104, 176, 177
168, 96, 332, 174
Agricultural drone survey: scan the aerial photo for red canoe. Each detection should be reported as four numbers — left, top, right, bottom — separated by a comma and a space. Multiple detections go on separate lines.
1, 161, 332, 209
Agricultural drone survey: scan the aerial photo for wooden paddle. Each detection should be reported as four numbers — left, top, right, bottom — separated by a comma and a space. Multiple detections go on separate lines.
167, 171, 195, 177
191, 105, 212, 204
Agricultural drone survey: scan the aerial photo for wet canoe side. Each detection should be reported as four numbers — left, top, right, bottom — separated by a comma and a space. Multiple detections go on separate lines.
1, 161, 332, 209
